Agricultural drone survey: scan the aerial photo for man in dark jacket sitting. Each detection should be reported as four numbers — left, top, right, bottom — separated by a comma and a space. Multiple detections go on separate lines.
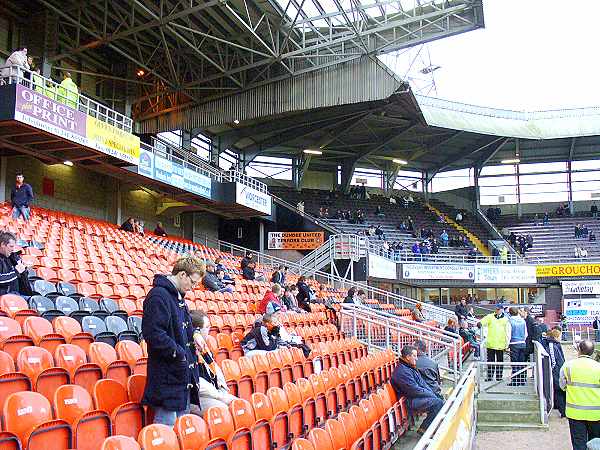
0, 231, 32, 296
202, 260, 233, 293
142, 257, 205, 426
391, 345, 444, 435
240, 313, 281, 357
414, 340, 441, 395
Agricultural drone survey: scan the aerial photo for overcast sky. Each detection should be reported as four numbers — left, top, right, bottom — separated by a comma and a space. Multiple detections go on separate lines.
378, 0, 600, 111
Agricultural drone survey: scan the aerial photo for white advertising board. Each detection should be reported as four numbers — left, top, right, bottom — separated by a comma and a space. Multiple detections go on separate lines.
368, 254, 397, 280
235, 183, 272, 214
562, 280, 600, 295
402, 264, 475, 281
563, 298, 600, 324
474, 264, 537, 284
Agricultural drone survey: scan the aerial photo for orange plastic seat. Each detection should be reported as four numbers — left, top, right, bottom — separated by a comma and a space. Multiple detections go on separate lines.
53, 384, 111, 450
137, 424, 179, 450
326, 418, 348, 450
229, 398, 270, 450
89, 342, 131, 386
3, 391, 71, 450
17, 346, 68, 401
53, 316, 94, 353
100, 436, 141, 450
23, 316, 66, 354
0, 316, 33, 360
308, 428, 334, 450
220, 359, 241, 397
54, 343, 102, 395
174, 415, 210, 450
291, 438, 316, 450
93, 379, 144, 439
204, 406, 236, 449
127, 374, 146, 403
115, 341, 146, 374
267, 387, 292, 448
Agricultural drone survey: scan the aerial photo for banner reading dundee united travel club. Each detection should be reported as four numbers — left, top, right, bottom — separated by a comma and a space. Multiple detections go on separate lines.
268, 232, 324, 250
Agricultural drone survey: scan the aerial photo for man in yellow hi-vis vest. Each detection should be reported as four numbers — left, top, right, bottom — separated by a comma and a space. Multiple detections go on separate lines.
57, 72, 78, 109
560, 340, 600, 450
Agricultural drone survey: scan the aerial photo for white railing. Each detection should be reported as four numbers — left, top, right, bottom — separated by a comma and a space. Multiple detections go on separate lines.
340, 304, 464, 383
1, 65, 133, 132
225, 170, 269, 194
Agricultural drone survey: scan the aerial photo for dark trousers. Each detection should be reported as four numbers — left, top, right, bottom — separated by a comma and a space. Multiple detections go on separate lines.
554, 387, 566, 417
568, 418, 600, 450
486, 348, 504, 381
509, 344, 527, 385
411, 396, 444, 432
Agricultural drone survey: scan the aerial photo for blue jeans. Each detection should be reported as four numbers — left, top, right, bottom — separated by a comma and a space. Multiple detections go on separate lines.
12, 206, 30, 221
153, 392, 190, 426
410, 396, 444, 432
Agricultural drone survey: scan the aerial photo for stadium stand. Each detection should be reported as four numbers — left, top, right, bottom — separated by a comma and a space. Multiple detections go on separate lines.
0, 203, 430, 449
493, 214, 600, 262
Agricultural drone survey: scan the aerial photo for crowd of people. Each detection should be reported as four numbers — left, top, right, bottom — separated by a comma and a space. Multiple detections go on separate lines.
508, 231, 534, 256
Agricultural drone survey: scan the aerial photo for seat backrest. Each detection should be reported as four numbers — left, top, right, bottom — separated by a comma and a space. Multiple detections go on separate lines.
0, 350, 15, 375
29, 296, 55, 314
54, 384, 94, 425
308, 427, 334, 450
0, 294, 29, 315
291, 438, 316, 450
283, 382, 302, 407
220, 359, 241, 382
228, 398, 255, 430
237, 356, 256, 378
100, 436, 141, 450
82, 316, 107, 336
105, 316, 128, 335
3, 391, 53, 444
295, 378, 315, 403
116, 341, 142, 367
325, 418, 347, 450
34, 280, 57, 296
127, 374, 146, 403
174, 414, 209, 450
0, 316, 22, 340
251, 353, 270, 374
55, 296, 79, 315
349, 405, 368, 435
127, 316, 142, 334
16, 346, 53, 381
89, 342, 118, 369
216, 333, 233, 350
58, 282, 77, 296
267, 387, 289, 414
23, 316, 54, 342
53, 316, 83, 340
100, 298, 118, 313
79, 297, 99, 313
337, 412, 357, 449
137, 424, 179, 450
93, 379, 129, 413
205, 406, 234, 441
55, 344, 87, 373
250, 392, 273, 422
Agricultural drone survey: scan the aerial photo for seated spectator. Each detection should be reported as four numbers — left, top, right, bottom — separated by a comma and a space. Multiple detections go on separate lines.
580, 247, 588, 258
367, 225, 376, 236
375, 205, 385, 217
582, 225, 589, 237
574, 245, 581, 259
543, 212, 550, 225
391, 345, 444, 435
318, 207, 324, 217
214, 257, 226, 273
389, 197, 396, 204
240, 252, 253, 271
271, 265, 286, 285
459, 320, 480, 359
455, 298, 469, 321
592, 203, 598, 218
336, 209, 344, 220
356, 209, 366, 224
375, 225, 385, 240
241, 313, 282, 357
243, 261, 265, 282
444, 318, 458, 334
135, 220, 145, 236
323, 207, 329, 217
526, 234, 533, 249
414, 340, 441, 396
590, 231, 597, 242
153, 222, 167, 237
296, 276, 313, 312
556, 204, 565, 217
411, 242, 421, 256
297, 201, 304, 213
190, 311, 238, 415
216, 268, 234, 288
412, 303, 425, 322
282, 285, 301, 312
258, 283, 284, 314
0, 231, 33, 296
407, 216, 414, 231
440, 230, 449, 247
203, 261, 233, 293
120, 217, 135, 232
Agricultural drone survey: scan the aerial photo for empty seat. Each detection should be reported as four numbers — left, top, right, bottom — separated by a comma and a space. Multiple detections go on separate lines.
55, 296, 79, 315
115, 341, 146, 374
79, 297, 99, 313
174, 415, 210, 450
204, 406, 237, 449
291, 439, 316, 450
82, 316, 107, 336
101, 436, 141, 450
17, 346, 69, 401
100, 298, 118, 313
89, 342, 131, 386
93, 379, 144, 438
54, 344, 102, 394
22, 316, 65, 354
28, 296, 55, 314
58, 281, 78, 297
33, 280, 58, 297
53, 316, 94, 353
0, 316, 34, 359
126, 374, 146, 403
106, 316, 138, 343
137, 424, 179, 450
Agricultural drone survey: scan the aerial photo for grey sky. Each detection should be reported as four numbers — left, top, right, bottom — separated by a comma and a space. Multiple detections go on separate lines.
379, 0, 600, 111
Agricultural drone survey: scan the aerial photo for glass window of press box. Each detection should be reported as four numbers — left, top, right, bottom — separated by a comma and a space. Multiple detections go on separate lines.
421, 287, 544, 305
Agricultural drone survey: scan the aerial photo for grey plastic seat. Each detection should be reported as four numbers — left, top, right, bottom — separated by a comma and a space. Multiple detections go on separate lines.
81, 315, 107, 337
33, 279, 58, 297
79, 297, 99, 313
29, 295, 55, 314
55, 296, 79, 315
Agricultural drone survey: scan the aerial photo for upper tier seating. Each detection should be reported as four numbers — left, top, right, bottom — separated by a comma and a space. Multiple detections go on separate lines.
493, 214, 600, 262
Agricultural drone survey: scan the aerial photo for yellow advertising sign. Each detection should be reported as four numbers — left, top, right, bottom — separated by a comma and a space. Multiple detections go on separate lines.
429, 378, 475, 450
536, 263, 600, 278
86, 116, 140, 165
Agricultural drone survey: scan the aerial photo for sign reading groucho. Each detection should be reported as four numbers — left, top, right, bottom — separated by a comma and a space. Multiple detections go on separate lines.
268, 232, 324, 250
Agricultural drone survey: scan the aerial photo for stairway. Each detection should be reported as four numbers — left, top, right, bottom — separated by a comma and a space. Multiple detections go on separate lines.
476, 393, 546, 432
426, 203, 491, 256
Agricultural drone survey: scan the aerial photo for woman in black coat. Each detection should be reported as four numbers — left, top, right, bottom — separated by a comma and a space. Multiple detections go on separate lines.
545, 328, 566, 417
296, 276, 312, 312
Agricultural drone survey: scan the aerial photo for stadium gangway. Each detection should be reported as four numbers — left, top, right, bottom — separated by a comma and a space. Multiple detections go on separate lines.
1, 66, 133, 132
340, 303, 464, 383
296, 234, 369, 278
155, 234, 460, 325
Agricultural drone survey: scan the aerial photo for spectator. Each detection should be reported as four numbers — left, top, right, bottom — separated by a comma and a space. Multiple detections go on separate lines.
533, 214, 539, 226
411, 242, 420, 257
375, 205, 385, 217
57, 72, 78, 109
391, 345, 444, 435
375, 226, 385, 240
241, 313, 282, 358
444, 318, 457, 334
214, 257, 226, 273
407, 216, 414, 231
580, 247, 588, 259
154, 222, 167, 237
575, 224, 581, 238
556, 204, 565, 217
240, 252, 253, 271
282, 285, 301, 311
459, 320, 480, 359
216, 269, 234, 288
439, 230, 449, 247
120, 217, 135, 233
389, 197, 396, 205
414, 340, 441, 395
560, 340, 600, 449
455, 211, 463, 222
242, 261, 265, 282
508, 307, 528, 386
343, 287, 357, 304
141, 257, 205, 425
135, 220, 145, 236
0, 48, 30, 83
480, 304, 511, 381
545, 327, 566, 418
356, 289, 367, 304
296, 276, 313, 312
203, 261, 233, 293
543, 212, 550, 225
455, 298, 469, 321
412, 303, 425, 323
0, 231, 32, 296
526, 234, 533, 249
270, 265, 286, 285
367, 225, 376, 237
10, 172, 34, 221
574, 245, 581, 259
258, 284, 283, 314
592, 203, 598, 218
590, 231, 597, 242
189, 311, 237, 415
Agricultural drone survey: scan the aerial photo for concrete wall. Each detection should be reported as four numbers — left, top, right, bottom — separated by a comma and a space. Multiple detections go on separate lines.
432, 187, 475, 212
301, 170, 336, 191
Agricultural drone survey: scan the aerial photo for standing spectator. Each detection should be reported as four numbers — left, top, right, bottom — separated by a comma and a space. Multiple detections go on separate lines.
592, 203, 599, 218
543, 212, 550, 225
560, 340, 600, 450
241, 313, 281, 357
375, 225, 385, 240
343, 287, 357, 304
508, 307, 528, 386
296, 276, 312, 313
0, 231, 32, 296
1, 48, 30, 83
414, 340, 441, 396
141, 257, 205, 426
189, 311, 237, 415
440, 230, 449, 247
154, 222, 167, 237
282, 285, 300, 311
203, 261, 233, 293
258, 284, 283, 314
593, 316, 600, 342
480, 304, 511, 381
270, 265, 286, 285
240, 252, 253, 271
57, 72, 79, 108
455, 298, 469, 322
574, 245, 581, 259
580, 247, 588, 259
10, 172, 34, 221
455, 211, 463, 223
391, 345, 444, 435
545, 327, 566, 418
523, 307, 539, 362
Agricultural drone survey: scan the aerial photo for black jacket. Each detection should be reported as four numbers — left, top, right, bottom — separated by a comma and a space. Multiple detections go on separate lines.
271, 271, 285, 285
0, 253, 31, 296
416, 356, 441, 394
242, 266, 255, 281
391, 359, 440, 404
296, 281, 312, 307
241, 322, 280, 353
455, 304, 469, 320
10, 183, 33, 208
141, 275, 200, 411
120, 221, 134, 232
545, 337, 565, 386
202, 272, 224, 292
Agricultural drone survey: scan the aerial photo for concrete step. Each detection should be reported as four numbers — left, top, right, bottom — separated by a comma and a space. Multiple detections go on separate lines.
476, 422, 549, 432
477, 394, 539, 411
477, 409, 541, 423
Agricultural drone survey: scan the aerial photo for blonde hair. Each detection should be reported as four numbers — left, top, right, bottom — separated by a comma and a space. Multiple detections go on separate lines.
271, 283, 282, 295
547, 328, 561, 340
172, 257, 206, 277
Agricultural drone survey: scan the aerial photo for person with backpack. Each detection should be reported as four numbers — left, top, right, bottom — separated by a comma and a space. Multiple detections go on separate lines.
258, 284, 284, 314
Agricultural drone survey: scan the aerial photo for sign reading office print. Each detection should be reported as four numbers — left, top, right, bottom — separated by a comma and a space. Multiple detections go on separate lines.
402, 263, 474, 281
86, 116, 140, 165
236, 183, 272, 214
14, 84, 87, 145
474, 264, 537, 284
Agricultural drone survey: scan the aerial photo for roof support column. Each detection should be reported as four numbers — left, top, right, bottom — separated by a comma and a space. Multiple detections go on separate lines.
422, 171, 431, 202
340, 158, 357, 194
472, 166, 480, 212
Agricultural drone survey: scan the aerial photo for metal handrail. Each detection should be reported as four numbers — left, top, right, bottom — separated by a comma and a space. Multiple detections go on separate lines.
2, 65, 133, 132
